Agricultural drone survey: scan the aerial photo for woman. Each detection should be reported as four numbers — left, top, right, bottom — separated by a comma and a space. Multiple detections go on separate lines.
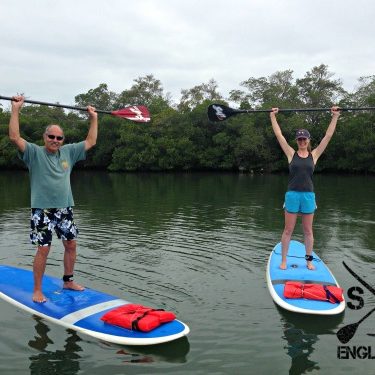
270, 106, 341, 270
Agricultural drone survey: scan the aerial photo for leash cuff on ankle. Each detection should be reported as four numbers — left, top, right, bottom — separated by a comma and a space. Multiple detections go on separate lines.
63, 274, 74, 282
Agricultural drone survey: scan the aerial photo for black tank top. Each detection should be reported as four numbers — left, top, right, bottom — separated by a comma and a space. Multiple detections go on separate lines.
287, 152, 315, 192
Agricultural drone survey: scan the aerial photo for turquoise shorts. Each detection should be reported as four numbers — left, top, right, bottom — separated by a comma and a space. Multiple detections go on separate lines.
284, 191, 316, 214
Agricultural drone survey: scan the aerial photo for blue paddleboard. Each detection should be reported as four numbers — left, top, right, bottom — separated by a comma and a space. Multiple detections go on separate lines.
0, 265, 189, 345
266, 241, 345, 315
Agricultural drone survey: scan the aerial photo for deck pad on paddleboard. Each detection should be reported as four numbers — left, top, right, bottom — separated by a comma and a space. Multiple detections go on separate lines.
0, 265, 189, 345
266, 241, 345, 315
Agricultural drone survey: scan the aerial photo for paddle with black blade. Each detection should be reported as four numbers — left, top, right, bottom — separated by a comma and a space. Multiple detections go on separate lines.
0, 95, 151, 123
336, 262, 375, 343
207, 103, 375, 122
336, 307, 375, 344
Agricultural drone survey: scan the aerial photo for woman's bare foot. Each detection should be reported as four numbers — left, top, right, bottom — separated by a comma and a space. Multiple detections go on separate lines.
279, 261, 287, 270
307, 261, 315, 270
33, 290, 47, 303
63, 281, 85, 291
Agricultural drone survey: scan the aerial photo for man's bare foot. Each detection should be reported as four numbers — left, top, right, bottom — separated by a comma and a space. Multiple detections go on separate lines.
33, 290, 47, 303
63, 281, 85, 291
279, 261, 287, 270
307, 261, 315, 270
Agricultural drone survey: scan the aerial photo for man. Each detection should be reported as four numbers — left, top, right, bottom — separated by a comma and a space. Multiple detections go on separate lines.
9, 95, 98, 303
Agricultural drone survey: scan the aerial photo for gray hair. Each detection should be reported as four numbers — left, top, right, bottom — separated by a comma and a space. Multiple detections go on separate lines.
44, 124, 64, 135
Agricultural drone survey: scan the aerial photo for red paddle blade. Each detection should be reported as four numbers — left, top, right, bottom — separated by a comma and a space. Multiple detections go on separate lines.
111, 106, 151, 122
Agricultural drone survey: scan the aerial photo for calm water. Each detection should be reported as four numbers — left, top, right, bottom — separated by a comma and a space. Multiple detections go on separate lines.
0, 171, 374, 375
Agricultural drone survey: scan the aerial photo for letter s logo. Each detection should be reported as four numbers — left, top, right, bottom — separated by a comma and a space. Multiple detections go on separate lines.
347, 286, 364, 310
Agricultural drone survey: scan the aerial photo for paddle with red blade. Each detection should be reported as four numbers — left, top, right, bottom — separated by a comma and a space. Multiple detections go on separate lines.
0, 95, 151, 123
207, 103, 375, 122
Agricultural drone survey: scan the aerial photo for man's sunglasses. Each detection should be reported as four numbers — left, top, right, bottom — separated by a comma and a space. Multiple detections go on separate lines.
47, 134, 64, 141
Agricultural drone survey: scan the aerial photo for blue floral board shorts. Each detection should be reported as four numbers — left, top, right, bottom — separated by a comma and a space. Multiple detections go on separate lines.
284, 191, 317, 214
30, 207, 79, 247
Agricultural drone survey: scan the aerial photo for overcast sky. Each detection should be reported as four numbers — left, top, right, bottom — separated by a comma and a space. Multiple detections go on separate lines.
0, 0, 374, 107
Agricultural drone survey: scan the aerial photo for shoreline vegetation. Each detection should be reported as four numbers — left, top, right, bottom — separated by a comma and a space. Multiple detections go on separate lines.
1, 65, 374, 173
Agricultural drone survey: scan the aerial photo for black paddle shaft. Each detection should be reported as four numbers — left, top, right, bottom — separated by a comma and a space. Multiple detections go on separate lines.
337, 307, 375, 344
207, 103, 375, 122
0, 95, 112, 115
247, 107, 375, 113
342, 262, 375, 295
357, 307, 375, 324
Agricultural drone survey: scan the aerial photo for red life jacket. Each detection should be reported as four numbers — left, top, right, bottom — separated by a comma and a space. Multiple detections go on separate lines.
284, 281, 344, 304
100, 304, 176, 332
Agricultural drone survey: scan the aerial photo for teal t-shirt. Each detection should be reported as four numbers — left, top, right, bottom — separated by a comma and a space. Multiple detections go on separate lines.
19, 141, 86, 208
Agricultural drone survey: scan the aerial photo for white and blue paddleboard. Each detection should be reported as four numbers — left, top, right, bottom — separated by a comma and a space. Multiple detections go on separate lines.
0, 265, 189, 345
266, 240, 345, 315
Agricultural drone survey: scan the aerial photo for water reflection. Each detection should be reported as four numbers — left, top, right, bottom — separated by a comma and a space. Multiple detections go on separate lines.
28, 316, 189, 373
278, 308, 344, 375
28, 317, 82, 375
71, 171, 286, 236
283, 325, 320, 374
111, 337, 190, 364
